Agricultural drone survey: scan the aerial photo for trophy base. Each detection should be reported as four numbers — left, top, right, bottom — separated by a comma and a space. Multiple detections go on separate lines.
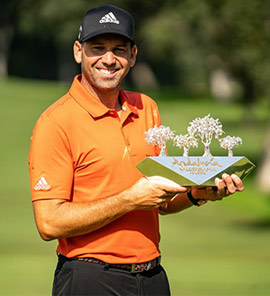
136, 156, 255, 186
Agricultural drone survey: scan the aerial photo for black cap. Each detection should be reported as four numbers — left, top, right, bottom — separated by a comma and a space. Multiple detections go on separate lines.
78, 5, 135, 44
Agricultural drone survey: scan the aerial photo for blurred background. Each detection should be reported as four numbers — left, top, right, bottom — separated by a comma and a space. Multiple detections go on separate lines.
1, 0, 269, 295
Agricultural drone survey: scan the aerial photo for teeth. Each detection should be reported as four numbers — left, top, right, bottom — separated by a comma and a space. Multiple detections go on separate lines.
99, 69, 116, 75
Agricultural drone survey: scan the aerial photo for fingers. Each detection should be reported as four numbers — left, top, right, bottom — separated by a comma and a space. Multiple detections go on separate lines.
231, 174, 244, 191
211, 173, 244, 201
147, 176, 188, 194
221, 174, 235, 194
215, 177, 226, 191
221, 173, 244, 194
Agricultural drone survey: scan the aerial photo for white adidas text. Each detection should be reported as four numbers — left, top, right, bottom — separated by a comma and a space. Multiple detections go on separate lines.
34, 176, 51, 191
99, 12, 120, 24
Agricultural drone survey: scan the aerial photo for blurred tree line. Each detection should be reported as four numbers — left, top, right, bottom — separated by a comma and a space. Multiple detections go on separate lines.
1, 0, 269, 101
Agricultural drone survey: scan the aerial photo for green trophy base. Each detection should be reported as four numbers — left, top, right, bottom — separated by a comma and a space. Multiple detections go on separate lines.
136, 156, 255, 186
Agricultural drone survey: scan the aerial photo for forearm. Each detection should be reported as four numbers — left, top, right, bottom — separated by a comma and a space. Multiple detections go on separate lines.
33, 176, 187, 241
159, 193, 193, 215
33, 192, 135, 241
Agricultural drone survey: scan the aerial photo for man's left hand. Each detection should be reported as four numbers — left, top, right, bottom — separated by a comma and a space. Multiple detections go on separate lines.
191, 173, 244, 202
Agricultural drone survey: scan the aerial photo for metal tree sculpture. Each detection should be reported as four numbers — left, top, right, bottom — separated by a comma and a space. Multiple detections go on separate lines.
187, 114, 224, 157
145, 125, 174, 156
173, 134, 198, 156
219, 136, 242, 156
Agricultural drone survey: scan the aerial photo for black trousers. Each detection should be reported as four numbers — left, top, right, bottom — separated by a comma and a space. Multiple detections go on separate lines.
52, 255, 171, 296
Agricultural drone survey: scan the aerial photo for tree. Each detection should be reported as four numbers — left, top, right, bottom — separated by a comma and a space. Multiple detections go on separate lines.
5, 0, 165, 80
0, 0, 19, 76
173, 134, 198, 157
219, 136, 242, 157
4, 0, 270, 96
141, 0, 270, 103
187, 114, 224, 157
145, 125, 174, 156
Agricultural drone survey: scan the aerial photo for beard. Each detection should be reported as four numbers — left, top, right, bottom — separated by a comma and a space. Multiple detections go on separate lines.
89, 73, 123, 92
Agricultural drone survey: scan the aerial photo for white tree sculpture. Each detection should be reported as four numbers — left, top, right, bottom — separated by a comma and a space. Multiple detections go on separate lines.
173, 134, 198, 156
219, 136, 242, 156
145, 125, 174, 156
187, 114, 224, 157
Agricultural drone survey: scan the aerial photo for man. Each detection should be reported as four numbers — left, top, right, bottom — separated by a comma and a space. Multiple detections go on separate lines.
28, 4, 244, 296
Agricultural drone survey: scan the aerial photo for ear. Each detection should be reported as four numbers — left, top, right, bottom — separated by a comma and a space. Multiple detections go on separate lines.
130, 45, 137, 68
73, 41, 82, 64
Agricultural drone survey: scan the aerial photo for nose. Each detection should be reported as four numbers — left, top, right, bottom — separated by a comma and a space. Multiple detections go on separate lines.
102, 51, 116, 66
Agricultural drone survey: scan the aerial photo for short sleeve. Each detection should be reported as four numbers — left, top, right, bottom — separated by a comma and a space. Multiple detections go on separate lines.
28, 116, 73, 201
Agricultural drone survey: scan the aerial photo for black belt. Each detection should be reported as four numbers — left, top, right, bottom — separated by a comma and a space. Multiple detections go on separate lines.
58, 254, 161, 273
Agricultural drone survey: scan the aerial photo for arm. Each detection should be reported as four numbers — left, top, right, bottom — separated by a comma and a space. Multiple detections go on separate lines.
33, 176, 187, 241
159, 193, 193, 215
159, 173, 244, 215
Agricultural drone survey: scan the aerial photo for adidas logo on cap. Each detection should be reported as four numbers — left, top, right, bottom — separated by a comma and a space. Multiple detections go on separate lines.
99, 12, 120, 24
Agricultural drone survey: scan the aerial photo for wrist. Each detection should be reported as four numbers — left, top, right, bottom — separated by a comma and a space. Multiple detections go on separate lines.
187, 190, 207, 207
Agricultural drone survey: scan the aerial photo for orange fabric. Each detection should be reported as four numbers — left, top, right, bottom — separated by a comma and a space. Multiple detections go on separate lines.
29, 75, 162, 263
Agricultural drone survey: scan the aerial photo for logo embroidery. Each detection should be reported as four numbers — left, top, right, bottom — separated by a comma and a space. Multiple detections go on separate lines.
34, 176, 51, 191
99, 12, 120, 24
78, 25, 82, 40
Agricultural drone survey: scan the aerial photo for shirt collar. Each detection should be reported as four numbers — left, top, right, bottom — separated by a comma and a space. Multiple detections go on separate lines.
69, 75, 138, 119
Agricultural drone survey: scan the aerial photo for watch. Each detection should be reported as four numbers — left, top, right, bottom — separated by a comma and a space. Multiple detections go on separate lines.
187, 191, 207, 207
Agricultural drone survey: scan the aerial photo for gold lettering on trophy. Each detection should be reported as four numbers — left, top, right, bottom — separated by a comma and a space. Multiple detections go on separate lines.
171, 157, 223, 175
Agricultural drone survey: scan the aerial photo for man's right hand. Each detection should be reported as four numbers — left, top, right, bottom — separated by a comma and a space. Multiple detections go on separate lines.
126, 176, 188, 210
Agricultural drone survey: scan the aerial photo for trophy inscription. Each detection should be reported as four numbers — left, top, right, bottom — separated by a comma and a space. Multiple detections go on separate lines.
137, 114, 255, 186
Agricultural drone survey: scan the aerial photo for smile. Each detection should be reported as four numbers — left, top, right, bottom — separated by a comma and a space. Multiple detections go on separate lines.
97, 68, 118, 75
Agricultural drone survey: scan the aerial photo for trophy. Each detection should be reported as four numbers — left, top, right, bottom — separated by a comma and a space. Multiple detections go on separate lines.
136, 114, 255, 186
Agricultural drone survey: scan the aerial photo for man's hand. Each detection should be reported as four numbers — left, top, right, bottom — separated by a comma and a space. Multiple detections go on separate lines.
127, 176, 188, 210
191, 173, 244, 202
159, 173, 244, 215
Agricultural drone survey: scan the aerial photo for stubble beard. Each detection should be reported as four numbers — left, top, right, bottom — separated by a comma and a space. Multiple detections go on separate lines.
91, 74, 123, 92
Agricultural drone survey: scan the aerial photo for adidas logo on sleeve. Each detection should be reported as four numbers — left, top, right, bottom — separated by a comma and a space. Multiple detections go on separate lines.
34, 176, 51, 191
99, 12, 120, 24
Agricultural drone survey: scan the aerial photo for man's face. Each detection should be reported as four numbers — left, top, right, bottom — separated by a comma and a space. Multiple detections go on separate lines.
74, 34, 137, 93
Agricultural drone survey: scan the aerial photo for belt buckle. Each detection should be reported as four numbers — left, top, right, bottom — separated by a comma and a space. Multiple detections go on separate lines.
131, 263, 141, 273
131, 257, 160, 273
131, 263, 148, 273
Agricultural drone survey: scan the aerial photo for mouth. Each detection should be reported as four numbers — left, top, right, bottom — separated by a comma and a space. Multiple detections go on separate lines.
97, 68, 119, 76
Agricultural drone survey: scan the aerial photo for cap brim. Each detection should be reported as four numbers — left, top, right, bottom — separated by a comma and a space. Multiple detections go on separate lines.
80, 29, 135, 45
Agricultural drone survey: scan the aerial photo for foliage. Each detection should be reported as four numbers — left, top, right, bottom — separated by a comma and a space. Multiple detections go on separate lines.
2, 0, 270, 98
141, 0, 270, 99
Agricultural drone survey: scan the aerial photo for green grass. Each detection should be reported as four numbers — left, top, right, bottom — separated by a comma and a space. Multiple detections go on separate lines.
0, 77, 269, 295
160, 203, 270, 296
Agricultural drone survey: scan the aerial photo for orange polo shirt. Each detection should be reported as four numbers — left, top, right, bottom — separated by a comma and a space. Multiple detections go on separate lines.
28, 75, 162, 263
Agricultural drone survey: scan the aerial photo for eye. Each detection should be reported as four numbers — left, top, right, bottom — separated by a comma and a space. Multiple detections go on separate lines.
91, 46, 105, 54
114, 47, 127, 55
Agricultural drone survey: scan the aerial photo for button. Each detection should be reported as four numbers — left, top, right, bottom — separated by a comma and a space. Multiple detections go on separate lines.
108, 110, 117, 117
